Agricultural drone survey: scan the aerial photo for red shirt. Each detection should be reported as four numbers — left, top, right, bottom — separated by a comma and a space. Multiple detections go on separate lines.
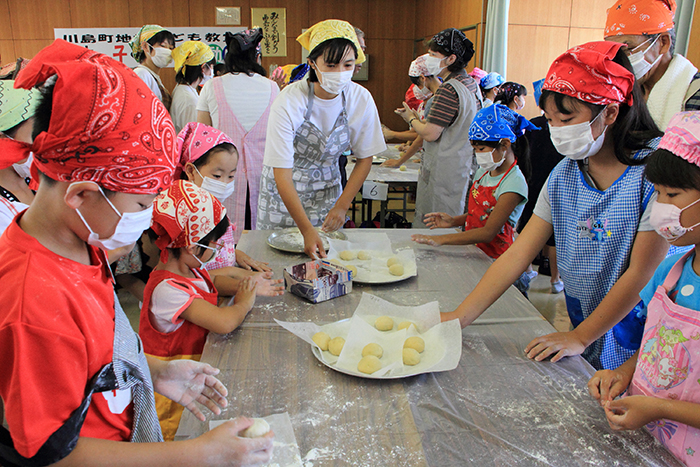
0, 214, 133, 458
404, 85, 422, 111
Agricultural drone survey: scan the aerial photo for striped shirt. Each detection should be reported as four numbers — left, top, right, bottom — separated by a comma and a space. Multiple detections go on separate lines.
426, 70, 482, 127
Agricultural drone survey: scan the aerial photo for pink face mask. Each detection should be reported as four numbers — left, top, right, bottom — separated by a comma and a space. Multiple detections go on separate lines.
649, 198, 700, 242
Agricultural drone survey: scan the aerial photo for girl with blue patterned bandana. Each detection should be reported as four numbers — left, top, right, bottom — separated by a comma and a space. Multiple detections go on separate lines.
588, 111, 700, 465
441, 41, 669, 371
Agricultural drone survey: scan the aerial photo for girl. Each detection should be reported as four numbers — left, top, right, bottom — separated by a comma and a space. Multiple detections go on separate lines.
257, 19, 385, 259
129, 25, 175, 110
588, 111, 700, 464
480, 72, 504, 107
494, 82, 527, 112
441, 41, 669, 371
140, 180, 257, 440
170, 41, 215, 133
411, 104, 535, 294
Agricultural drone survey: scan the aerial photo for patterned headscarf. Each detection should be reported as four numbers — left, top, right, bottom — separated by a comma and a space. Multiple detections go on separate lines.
658, 111, 700, 166
469, 67, 488, 81
151, 180, 226, 262
408, 54, 430, 77
469, 104, 540, 143
0, 80, 40, 132
172, 41, 214, 74
176, 122, 235, 178
296, 19, 366, 64
480, 72, 505, 90
129, 25, 169, 59
2, 40, 177, 194
226, 28, 264, 56
605, 0, 676, 36
431, 28, 474, 65
542, 41, 634, 107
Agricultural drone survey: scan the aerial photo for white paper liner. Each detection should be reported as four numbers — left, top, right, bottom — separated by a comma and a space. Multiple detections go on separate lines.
210, 412, 301, 467
327, 233, 417, 283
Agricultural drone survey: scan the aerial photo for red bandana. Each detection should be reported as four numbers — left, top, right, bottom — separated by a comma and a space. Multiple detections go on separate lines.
542, 41, 634, 107
2, 39, 177, 194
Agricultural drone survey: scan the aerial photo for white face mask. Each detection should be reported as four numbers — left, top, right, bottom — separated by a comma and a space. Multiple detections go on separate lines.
649, 198, 700, 242
475, 147, 505, 172
74, 183, 153, 251
424, 55, 445, 76
150, 46, 173, 68
13, 153, 33, 180
548, 110, 608, 160
200, 67, 213, 86
193, 242, 220, 268
316, 68, 354, 95
413, 84, 433, 101
628, 36, 662, 80
195, 166, 235, 200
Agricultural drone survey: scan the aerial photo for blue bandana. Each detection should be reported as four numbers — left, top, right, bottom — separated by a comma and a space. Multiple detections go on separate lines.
533, 78, 545, 106
480, 72, 504, 90
469, 104, 540, 142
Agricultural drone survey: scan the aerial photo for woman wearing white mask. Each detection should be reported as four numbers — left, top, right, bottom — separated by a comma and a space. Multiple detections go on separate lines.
198, 28, 279, 245
442, 41, 672, 372
257, 20, 385, 259
170, 41, 215, 133
129, 25, 175, 110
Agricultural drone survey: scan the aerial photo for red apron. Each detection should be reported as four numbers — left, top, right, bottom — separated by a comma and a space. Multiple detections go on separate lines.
465, 162, 517, 259
628, 250, 700, 464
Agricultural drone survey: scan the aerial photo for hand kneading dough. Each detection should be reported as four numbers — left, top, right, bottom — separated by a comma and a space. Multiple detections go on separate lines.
241, 418, 270, 438
339, 250, 357, 261
312, 331, 331, 351
374, 316, 394, 331
362, 343, 383, 358
387, 256, 401, 267
404, 336, 425, 353
328, 336, 345, 356
357, 250, 372, 260
358, 355, 382, 374
398, 321, 415, 331
389, 263, 404, 276
403, 348, 421, 365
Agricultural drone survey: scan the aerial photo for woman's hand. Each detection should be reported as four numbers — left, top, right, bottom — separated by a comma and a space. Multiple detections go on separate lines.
423, 212, 454, 229
381, 158, 401, 168
411, 234, 442, 246
301, 228, 326, 259
524, 330, 588, 363
321, 206, 346, 233
394, 102, 419, 125
235, 249, 272, 272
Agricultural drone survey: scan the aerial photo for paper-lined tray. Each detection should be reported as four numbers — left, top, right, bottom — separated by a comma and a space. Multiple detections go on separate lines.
276, 293, 462, 379
327, 233, 417, 284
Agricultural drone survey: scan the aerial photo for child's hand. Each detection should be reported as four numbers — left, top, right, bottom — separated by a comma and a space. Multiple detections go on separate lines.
604, 395, 661, 431
252, 272, 284, 297
198, 417, 274, 466
233, 277, 257, 311
235, 249, 272, 272
411, 234, 441, 246
424, 212, 453, 229
587, 368, 633, 405
524, 330, 587, 362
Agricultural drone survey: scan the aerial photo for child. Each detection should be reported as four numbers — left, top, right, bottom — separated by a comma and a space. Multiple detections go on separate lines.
170, 41, 215, 133
0, 40, 271, 466
141, 180, 257, 440
411, 104, 536, 294
129, 25, 175, 110
588, 111, 700, 464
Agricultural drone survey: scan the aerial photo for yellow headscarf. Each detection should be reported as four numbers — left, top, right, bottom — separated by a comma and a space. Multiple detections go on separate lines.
297, 19, 365, 64
171, 41, 215, 74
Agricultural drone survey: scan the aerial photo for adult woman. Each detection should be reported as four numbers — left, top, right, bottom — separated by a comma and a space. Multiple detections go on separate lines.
197, 28, 278, 244
129, 25, 175, 110
442, 41, 669, 371
494, 82, 527, 112
170, 41, 215, 133
396, 28, 481, 228
257, 20, 385, 258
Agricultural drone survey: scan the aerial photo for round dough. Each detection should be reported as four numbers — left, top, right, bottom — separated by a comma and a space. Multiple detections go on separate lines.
241, 418, 270, 438
399, 165, 407, 171
404, 336, 425, 353
398, 321, 415, 331
328, 336, 345, 356
357, 250, 372, 260
389, 263, 404, 276
346, 264, 358, 279
403, 348, 421, 366
358, 355, 382, 374
374, 316, 394, 331
387, 257, 401, 267
362, 343, 383, 358
330, 258, 344, 266
339, 250, 357, 261
312, 331, 331, 351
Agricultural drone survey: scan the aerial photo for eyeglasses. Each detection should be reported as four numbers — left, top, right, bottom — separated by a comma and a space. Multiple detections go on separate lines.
196, 241, 225, 254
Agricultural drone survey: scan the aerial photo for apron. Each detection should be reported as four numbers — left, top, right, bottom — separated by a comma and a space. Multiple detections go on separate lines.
139, 268, 217, 441
628, 251, 700, 464
465, 162, 517, 259
413, 77, 475, 228
0, 290, 162, 467
212, 77, 277, 243
257, 82, 351, 229
205, 224, 236, 270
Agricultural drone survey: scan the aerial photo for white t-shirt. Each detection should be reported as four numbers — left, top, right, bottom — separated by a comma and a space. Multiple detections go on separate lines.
171, 84, 198, 133
0, 198, 26, 236
133, 65, 163, 101
197, 73, 278, 132
149, 274, 212, 333
263, 79, 387, 169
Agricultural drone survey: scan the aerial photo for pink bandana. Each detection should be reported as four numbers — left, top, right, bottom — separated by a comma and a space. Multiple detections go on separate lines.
658, 111, 700, 167
176, 122, 235, 178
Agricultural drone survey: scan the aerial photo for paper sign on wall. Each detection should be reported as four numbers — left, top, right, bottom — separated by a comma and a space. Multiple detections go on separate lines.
362, 181, 388, 201
251, 8, 287, 57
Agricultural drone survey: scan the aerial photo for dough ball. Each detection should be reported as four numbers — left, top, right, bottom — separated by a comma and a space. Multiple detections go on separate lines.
362, 343, 383, 358
404, 336, 425, 353
357, 250, 372, 260
346, 264, 358, 279
389, 263, 405, 276
358, 355, 382, 374
328, 336, 345, 356
330, 259, 344, 266
312, 331, 331, 351
399, 165, 407, 171
241, 418, 270, 438
339, 250, 357, 261
387, 257, 401, 267
398, 321, 415, 331
403, 348, 421, 366
374, 316, 394, 331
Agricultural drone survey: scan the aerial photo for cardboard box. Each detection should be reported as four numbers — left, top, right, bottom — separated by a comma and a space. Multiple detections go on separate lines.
284, 260, 353, 303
